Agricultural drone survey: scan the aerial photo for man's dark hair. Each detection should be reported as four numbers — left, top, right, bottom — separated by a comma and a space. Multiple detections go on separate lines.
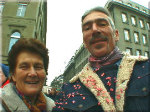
8, 38, 49, 75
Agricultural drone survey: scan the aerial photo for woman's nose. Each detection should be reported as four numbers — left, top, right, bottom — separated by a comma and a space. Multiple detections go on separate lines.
28, 67, 37, 76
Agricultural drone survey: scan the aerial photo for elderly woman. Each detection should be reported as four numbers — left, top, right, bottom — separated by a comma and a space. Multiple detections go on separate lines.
0, 38, 55, 112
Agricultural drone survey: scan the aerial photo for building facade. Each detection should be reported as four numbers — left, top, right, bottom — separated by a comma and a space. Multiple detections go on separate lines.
0, 0, 47, 64
106, 0, 149, 57
63, 0, 150, 83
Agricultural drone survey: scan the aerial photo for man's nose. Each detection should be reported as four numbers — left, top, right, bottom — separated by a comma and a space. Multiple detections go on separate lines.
28, 67, 37, 76
92, 23, 99, 32
92, 23, 101, 38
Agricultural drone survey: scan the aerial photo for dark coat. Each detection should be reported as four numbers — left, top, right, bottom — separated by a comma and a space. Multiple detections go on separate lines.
52, 57, 150, 112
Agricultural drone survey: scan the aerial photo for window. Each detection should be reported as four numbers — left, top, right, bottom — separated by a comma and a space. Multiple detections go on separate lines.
142, 9, 146, 13
121, 13, 127, 23
134, 32, 139, 43
128, 3, 132, 7
131, 16, 136, 25
135, 6, 139, 10
142, 34, 147, 45
16, 3, 27, 17
139, 19, 144, 28
124, 29, 130, 41
116, 0, 123, 3
144, 51, 149, 58
8, 32, 21, 52
147, 22, 150, 30
126, 48, 132, 55
0, 1, 5, 15
136, 50, 141, 56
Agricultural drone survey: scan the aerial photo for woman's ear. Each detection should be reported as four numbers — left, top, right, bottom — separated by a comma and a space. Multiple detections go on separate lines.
12, 74, 16, 82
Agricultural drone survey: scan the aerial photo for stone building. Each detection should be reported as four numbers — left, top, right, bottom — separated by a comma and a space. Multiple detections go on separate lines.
0, 0, 47, 64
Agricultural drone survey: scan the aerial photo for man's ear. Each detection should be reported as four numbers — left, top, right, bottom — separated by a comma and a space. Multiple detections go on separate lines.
114, 29, 119, 42
83, 39, 87, 48
83, 42, 87, 48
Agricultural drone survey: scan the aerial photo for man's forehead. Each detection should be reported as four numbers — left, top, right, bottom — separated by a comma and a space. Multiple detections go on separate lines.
82, 11, 109, 23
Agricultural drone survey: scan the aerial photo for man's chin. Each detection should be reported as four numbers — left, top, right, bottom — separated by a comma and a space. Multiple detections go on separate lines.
91, 49, 108, 58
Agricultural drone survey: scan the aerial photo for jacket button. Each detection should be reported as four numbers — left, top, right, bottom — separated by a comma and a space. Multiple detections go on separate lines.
142, 87, 147, 92
78, 104, 83, 108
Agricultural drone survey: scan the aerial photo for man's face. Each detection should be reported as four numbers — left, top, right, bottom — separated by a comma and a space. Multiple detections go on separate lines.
12, 51, 46, 97
82, 11, 119, 58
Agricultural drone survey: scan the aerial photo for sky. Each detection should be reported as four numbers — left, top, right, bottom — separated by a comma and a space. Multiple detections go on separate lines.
46, 0, 149, 86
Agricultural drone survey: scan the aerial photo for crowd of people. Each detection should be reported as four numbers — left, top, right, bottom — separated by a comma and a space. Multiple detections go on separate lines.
0, 6, 149, 112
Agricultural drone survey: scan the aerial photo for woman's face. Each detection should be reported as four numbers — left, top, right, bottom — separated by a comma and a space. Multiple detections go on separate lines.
12, 51, 46, 96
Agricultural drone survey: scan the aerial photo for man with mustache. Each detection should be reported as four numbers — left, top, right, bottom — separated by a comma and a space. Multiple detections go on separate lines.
52, 6, 150, 112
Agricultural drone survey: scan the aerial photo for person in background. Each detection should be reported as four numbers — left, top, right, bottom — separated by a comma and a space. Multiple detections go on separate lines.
52, 6, 150, 112
0, 63, 10, 88
0, 38, 55, 112
47, 88, 58, 100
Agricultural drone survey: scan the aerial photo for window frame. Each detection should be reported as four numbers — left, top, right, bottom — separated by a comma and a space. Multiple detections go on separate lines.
125, 48, 132, 55
136, 49, 141, 56
142, 34, 147, 45
146, 22, 150, 30
133, 32, 139, 44
8, 32, 21, 52
144, 51, 149, 58
131, 16, 136, 26
16, 3, 27, 17
139, 19, 145, 29
0, 1, 5, 15
124, 29, 130, 41
121, 13, 128, 23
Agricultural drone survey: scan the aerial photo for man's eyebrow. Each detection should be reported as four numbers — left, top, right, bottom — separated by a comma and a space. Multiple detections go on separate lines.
82, 18, 109, 26
82, 20, 93, 27
96, 18, 108, 22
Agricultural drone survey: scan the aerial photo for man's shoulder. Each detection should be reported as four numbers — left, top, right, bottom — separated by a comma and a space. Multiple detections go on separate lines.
62, 80, 82, 89
134, 58, 150, 68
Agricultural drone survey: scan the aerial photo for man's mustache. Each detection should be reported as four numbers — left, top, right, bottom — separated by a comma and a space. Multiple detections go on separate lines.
89, 33, 108, 45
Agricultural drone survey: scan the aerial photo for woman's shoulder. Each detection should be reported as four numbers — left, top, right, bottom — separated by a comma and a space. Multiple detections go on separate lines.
44, 93, 56, 111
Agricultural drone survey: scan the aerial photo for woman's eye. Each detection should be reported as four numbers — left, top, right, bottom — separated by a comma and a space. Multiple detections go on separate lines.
35, 65, 44, 70
20, 65, 28, 70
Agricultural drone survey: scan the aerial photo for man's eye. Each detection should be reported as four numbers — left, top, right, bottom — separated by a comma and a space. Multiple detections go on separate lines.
84, 27, 90, 31
83, 25, 91, 31
100, 23, 107, 26
97, 22, 108, 27
97, 20, 109, 27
